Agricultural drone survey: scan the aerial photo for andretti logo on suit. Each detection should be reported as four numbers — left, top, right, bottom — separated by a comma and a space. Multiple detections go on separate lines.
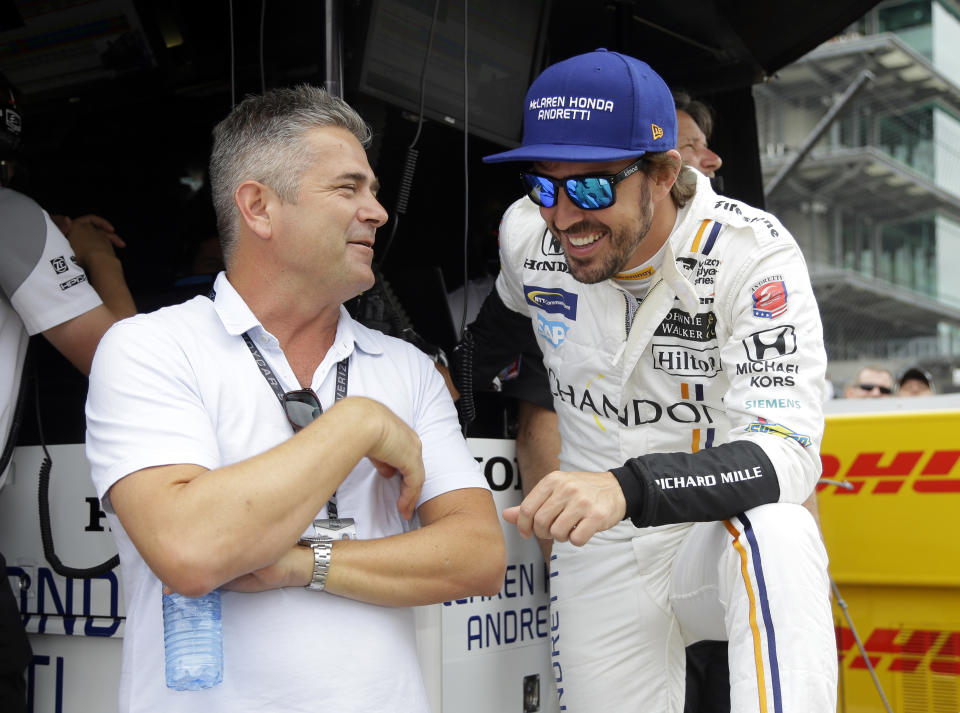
751, 276, 788, 319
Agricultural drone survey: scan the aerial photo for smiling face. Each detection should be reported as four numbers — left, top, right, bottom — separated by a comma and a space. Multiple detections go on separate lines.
533, 158, 655, 284
273, 127, 388, 300
676, 110, 722, 178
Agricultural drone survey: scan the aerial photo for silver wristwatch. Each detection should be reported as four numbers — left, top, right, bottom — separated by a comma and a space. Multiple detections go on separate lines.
298, 537, 333, 591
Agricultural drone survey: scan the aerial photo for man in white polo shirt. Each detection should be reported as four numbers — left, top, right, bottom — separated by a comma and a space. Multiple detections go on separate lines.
84, 85, 506, 713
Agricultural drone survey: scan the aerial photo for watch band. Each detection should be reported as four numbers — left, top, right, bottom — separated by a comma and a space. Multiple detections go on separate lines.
299, 538, 332, 591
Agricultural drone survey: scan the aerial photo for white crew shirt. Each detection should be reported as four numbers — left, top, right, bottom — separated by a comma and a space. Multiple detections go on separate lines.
0, 188, 101, 488
85, 271, 488, 713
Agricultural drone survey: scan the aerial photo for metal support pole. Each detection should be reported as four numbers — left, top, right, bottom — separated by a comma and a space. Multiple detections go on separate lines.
764, 69, 874, 198
831, 579, 894, 713
817, 479, 893, 711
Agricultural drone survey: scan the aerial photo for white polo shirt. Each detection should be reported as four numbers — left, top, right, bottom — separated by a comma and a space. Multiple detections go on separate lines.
85, 272, 487, 713
0, 188, 101, 488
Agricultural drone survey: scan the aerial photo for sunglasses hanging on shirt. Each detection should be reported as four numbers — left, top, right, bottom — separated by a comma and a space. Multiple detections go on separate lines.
241, 331, 349, 518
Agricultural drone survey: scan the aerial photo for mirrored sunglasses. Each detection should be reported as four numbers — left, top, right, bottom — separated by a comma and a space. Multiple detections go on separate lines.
520, 157, 645, 211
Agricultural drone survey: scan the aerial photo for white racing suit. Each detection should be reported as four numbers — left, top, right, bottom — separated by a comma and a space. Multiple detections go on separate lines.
492, 170, 836, 712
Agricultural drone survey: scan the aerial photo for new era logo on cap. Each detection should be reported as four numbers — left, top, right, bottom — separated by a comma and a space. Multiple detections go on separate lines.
484, 49, 677, 164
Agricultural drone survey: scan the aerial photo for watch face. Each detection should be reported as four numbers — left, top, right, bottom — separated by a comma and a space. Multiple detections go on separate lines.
311, 517, 357, 540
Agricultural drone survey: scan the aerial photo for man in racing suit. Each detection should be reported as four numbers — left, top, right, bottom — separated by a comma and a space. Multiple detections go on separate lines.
481, 49, 836, 712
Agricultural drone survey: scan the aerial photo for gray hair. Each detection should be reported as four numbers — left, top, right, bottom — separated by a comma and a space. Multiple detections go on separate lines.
641, 152, 697, 208
209, 85, 372, 264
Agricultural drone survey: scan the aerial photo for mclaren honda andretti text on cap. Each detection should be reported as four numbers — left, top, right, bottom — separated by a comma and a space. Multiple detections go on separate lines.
484, 48, 677, 164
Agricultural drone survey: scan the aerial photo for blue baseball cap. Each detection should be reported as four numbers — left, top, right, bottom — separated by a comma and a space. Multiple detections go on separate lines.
484, 49, 677, 164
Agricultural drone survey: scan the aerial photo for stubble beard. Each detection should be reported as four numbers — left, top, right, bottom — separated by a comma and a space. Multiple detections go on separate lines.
557, 187, 655, 285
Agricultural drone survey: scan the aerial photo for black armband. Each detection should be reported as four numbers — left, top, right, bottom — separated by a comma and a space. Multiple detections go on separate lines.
610, 440, 780, 527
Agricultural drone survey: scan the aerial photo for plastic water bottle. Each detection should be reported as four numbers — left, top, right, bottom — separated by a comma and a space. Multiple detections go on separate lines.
162, 590, 223, 690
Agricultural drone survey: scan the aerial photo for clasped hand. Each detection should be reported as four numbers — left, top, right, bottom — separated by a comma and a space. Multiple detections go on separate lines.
52, 213, 126, 267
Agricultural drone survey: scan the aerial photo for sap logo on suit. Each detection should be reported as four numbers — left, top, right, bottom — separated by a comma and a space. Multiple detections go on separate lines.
537, 313, 569, 347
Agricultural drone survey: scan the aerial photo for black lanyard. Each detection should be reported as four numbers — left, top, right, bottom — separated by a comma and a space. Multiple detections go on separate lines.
209, 286, 350, 517
241, 332, 349, 406
241, 330, 350, 519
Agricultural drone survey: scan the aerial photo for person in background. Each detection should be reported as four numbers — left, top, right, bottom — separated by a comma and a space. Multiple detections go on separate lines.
84, 85, 505, 713
897, 366, 934, 396
0, 74, 136, 713
843, 366, 895, 398
673, 90, 723, 180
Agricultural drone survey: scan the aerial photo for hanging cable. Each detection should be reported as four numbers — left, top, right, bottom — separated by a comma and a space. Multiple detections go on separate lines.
34, 371, 118, 578
378, 0, 441, 266
459, 0, 470, 339
229, 0, 236, 107
259, 0, 267, 94
408, 0, 441, 149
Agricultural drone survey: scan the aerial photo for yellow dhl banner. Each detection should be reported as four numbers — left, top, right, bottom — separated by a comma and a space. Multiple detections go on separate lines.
818, 407, 960, 587
819, 404, 960, 708
817, 404, 960, 586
